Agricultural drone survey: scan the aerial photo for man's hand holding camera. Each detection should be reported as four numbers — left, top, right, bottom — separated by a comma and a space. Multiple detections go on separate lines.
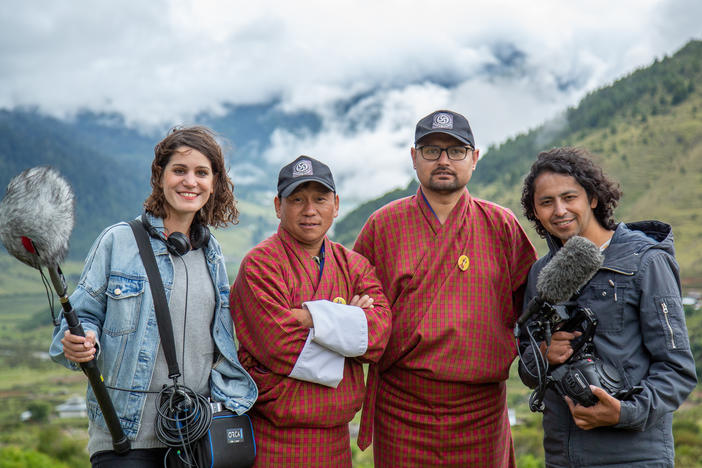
540, 330, 581, 365
565, 385, 621, 430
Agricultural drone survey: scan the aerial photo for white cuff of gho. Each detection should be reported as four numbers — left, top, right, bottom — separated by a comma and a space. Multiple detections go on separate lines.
288, 329, 345, 388
303, 299, 368, 357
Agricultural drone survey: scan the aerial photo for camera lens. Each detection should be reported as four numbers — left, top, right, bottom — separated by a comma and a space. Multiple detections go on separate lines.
596, 361, 624, 393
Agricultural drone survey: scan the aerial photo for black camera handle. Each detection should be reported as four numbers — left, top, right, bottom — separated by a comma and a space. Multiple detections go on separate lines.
554, 306, 598, 361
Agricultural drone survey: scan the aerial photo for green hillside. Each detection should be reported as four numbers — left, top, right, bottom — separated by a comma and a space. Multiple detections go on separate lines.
333, 40, 702, 286
334, 180, 418, 246
0, 110, 153, 258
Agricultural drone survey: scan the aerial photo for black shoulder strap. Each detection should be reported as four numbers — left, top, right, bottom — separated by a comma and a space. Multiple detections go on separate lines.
128, 219, 181, 380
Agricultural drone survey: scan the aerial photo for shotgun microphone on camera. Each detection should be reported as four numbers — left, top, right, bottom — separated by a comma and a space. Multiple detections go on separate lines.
516, 236, 604, 326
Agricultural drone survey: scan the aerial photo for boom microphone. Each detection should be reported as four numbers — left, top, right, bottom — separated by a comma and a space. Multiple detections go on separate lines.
0, 166, 130, 454
516, 236, 604, 326
0, 166, 74, 269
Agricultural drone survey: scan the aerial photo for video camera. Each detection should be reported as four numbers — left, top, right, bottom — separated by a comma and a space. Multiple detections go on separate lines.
518, 302, 642, 412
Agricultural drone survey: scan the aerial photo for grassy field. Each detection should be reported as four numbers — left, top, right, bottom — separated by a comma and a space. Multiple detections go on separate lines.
1, 243, 700, 467
0, 311, 700, 467
0, 312, 89, 468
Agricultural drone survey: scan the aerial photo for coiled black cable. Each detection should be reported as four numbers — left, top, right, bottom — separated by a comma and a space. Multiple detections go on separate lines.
155, 382, 212, 467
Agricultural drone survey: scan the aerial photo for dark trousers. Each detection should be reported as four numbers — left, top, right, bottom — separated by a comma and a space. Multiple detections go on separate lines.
91, 448, 168, 468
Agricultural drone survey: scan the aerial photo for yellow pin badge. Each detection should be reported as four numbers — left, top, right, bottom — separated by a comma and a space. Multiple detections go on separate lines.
333, 297, 346, 304
458, 255, 470, 271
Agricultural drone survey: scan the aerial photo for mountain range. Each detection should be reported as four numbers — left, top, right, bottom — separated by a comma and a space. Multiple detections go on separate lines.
1, 40, 701, 287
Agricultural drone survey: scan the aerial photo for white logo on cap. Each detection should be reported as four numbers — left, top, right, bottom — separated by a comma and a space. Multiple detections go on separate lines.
293, 160, 313, 178
432, 113, 453, 129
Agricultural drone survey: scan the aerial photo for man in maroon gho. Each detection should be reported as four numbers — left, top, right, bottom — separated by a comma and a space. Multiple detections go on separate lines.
231, 155, 391, 467
355, 110, 537, 467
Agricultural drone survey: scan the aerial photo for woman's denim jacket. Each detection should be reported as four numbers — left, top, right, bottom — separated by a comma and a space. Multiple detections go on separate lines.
50, 214, 258, 439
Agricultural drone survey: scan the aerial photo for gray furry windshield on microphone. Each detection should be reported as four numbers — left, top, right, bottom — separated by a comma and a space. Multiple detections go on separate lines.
0, 166, 75, 269
536, 236, 604, 305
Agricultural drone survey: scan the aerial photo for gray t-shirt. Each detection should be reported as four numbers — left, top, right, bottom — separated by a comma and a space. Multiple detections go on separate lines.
89, 248, 215, 455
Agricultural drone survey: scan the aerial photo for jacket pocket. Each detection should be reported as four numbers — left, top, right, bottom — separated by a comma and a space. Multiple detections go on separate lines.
585, 280, 625, 333
103, 274, 145, 336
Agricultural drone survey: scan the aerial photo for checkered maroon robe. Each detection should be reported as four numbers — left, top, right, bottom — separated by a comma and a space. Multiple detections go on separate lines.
231, 226, 391, 468
354, 188, 536, 468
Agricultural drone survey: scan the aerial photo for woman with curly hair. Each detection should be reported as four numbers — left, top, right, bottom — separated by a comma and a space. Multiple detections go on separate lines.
50, 126, 257, 467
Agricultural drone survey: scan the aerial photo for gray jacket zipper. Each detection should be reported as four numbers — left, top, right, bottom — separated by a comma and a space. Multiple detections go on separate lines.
661, 302, 676, 349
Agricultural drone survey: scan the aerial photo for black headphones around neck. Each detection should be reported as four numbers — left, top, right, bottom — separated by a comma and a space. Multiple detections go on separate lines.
141, 211, 210, 257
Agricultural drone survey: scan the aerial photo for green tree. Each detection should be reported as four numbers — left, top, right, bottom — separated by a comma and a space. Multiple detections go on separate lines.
36, 427, 89, 468
26, 402, 51, 423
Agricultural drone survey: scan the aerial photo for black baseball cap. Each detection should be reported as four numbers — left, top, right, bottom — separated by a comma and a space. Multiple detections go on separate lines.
277, 155, 336, 198
414, 110, 475, 147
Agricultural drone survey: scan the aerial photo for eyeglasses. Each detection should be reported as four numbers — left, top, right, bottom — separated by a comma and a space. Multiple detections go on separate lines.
416, 145, 474, 161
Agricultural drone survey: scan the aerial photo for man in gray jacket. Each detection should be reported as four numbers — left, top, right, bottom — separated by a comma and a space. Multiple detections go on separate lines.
518, 147, 696, 467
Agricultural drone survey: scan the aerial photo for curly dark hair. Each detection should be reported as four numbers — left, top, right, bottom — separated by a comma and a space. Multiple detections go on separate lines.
521, 147, 622, 238
143, 126, 238, 228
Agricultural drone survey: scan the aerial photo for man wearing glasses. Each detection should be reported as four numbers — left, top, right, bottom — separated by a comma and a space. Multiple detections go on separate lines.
354, 110, 537, 467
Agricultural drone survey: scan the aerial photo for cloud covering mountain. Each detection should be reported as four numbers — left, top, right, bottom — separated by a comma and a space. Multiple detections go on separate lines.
2, 0, 701, 204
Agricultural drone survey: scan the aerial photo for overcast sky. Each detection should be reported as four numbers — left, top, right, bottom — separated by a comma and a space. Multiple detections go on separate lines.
2, 0, 701, 203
